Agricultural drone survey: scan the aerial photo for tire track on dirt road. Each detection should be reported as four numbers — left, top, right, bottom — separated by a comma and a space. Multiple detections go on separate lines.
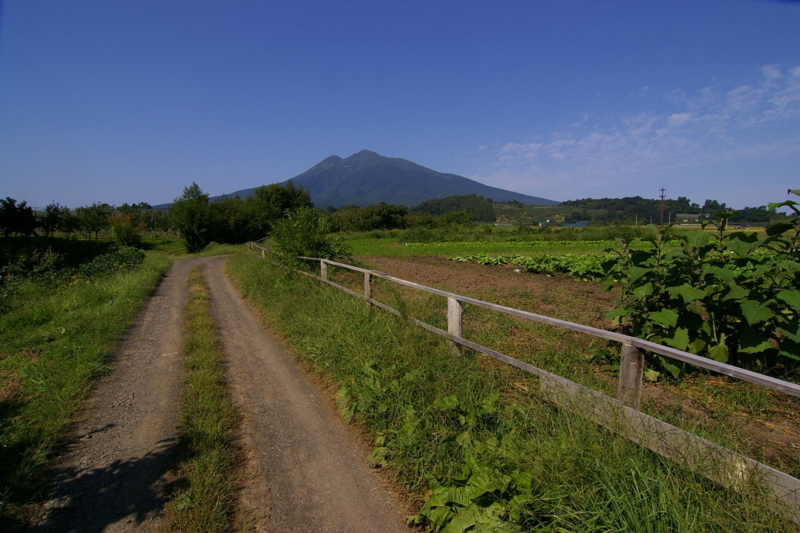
202, 256, 409, 533
32, 255, 408, 532
32, 257, 206, 533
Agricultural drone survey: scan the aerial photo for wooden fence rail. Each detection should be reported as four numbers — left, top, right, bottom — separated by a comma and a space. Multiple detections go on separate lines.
249, 243, 800, 521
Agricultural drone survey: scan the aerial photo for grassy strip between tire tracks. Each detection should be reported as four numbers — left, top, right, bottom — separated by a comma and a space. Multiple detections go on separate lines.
0, 252, 173, 524
228, 249, 797, 533
164, 265, 239, 532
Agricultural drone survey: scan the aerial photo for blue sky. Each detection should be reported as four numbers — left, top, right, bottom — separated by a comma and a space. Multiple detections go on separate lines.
1, 0, 799, 209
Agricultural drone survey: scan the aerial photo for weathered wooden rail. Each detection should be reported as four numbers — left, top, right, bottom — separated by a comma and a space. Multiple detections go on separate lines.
247, 242, 800, 521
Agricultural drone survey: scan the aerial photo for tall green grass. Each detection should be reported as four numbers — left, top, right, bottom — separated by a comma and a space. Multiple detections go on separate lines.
0, 253, 173, 522
165, 266, 239, 532
227, 251, 796, 532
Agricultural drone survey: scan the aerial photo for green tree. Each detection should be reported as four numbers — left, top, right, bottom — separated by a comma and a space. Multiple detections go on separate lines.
0, 198, 38, 238
209, 196, 251, 243
272, 207, 350, 268
440, 211, 473, 226
76, 203, 110, 240
412, 194, 496, 222
109, 214, 143, 247
331, 203, 408, 232
42, 202, 65, 237
59, 209, 80, 239
247, 182, 313, 236
170, 183, 211, 252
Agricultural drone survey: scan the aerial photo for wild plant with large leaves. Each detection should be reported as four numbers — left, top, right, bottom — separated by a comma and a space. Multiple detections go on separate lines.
602, 191, 800, 378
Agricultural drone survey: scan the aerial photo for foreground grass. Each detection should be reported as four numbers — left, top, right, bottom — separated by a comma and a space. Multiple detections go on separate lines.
228, 250, 796, 532
0, 253, 173, 522
165, 266, 239, 532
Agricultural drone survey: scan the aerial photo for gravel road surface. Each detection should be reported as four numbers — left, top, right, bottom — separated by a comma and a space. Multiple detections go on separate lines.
32, 257, 205, 533
203, 256, 408, 533
32, 256, 408, 532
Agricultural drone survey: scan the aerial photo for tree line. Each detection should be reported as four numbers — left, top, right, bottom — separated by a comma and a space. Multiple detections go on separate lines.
559, 196, 786, 225
0, 197, 172, 242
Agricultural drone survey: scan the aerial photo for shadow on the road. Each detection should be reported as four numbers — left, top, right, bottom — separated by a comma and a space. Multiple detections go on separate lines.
29, 437, 178, 533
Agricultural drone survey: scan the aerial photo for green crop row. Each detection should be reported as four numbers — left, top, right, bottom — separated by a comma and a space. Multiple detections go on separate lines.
450, 254, 618, 282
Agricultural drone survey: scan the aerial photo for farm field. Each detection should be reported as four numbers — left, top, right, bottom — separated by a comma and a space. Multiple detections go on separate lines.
346, 237, 612, 258
230, 249, 799, 532
3, 228, 797, 531
345, 254, 800, 480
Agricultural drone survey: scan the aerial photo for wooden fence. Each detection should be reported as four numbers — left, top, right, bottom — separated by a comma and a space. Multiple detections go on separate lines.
248, 243, 800, 522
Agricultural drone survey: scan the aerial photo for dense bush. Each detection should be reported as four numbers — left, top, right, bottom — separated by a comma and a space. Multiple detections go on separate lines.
603, 193, 800, 377
0, 246, 145, 314
272, 207, 350, 268
109, 214, 143, 247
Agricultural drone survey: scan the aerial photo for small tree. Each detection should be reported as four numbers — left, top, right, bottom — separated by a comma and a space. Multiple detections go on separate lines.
272, 207, 350, 268
170, 182, 210, 253
76, 203, 109, 240
0, 198, 38, 238
42, 202, 65, 237
60, 209, 80, 239
109, 214, 143, 247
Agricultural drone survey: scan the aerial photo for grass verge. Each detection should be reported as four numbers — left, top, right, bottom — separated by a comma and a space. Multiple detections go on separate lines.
227, 250, 797, 532
164, 265, 239, 532
0, 252, 173, 524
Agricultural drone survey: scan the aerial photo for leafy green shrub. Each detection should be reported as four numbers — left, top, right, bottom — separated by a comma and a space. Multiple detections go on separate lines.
603, 193, 800, 377
109, 214, 143, 247
77, 247, 145, 278
170, 182, 211, 253
272, 207, 351, 268
0, 248, 62, 313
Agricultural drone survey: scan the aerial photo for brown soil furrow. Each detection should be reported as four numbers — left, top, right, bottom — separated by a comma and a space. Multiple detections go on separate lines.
32, 257, 206, 533
202, 256, 408, 533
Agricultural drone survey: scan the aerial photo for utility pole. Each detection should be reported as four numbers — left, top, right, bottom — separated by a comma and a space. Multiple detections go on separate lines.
659, 187, 667, 227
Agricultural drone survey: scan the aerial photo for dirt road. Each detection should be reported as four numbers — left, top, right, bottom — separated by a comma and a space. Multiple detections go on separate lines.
32, 257, 205, 533
33, 256, 408, 532
203, 256, 407, 532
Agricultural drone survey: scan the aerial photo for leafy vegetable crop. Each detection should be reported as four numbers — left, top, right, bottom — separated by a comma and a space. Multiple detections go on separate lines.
602, 192, 800, 377
450, 253, 618, 281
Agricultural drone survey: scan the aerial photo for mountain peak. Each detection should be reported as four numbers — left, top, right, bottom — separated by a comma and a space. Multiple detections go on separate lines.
285, 151, 558, 208
174, 151, 558, 209
318, 155, 343, 165
352, 149, 379, 158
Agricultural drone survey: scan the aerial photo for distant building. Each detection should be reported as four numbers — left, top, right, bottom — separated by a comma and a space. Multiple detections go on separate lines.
676, 213, 702, 224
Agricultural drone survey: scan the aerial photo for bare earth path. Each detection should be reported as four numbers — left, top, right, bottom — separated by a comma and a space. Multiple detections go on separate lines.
33, 256, 408, 532
32, 257, 206, 533
202, 256, 408, 533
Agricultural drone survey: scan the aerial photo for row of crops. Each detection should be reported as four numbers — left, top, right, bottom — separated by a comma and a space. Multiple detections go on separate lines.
450, 253, 616, 281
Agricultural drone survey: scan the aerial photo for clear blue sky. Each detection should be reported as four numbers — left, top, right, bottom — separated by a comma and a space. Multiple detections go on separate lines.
1, 0, 799, 209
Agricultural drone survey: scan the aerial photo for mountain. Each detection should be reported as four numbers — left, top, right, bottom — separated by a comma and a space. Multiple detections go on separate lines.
161, 150, 557, 208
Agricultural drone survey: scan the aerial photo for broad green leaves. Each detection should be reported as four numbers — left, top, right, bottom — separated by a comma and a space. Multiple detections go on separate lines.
604, 192, 800, 375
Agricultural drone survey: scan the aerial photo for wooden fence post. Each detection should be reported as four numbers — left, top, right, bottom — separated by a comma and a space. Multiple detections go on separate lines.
261, 249, 265, 258
320, 261, 329, 281
364, 272, 372, 309
447, 297, 463, 355
618, 343, 644, 409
